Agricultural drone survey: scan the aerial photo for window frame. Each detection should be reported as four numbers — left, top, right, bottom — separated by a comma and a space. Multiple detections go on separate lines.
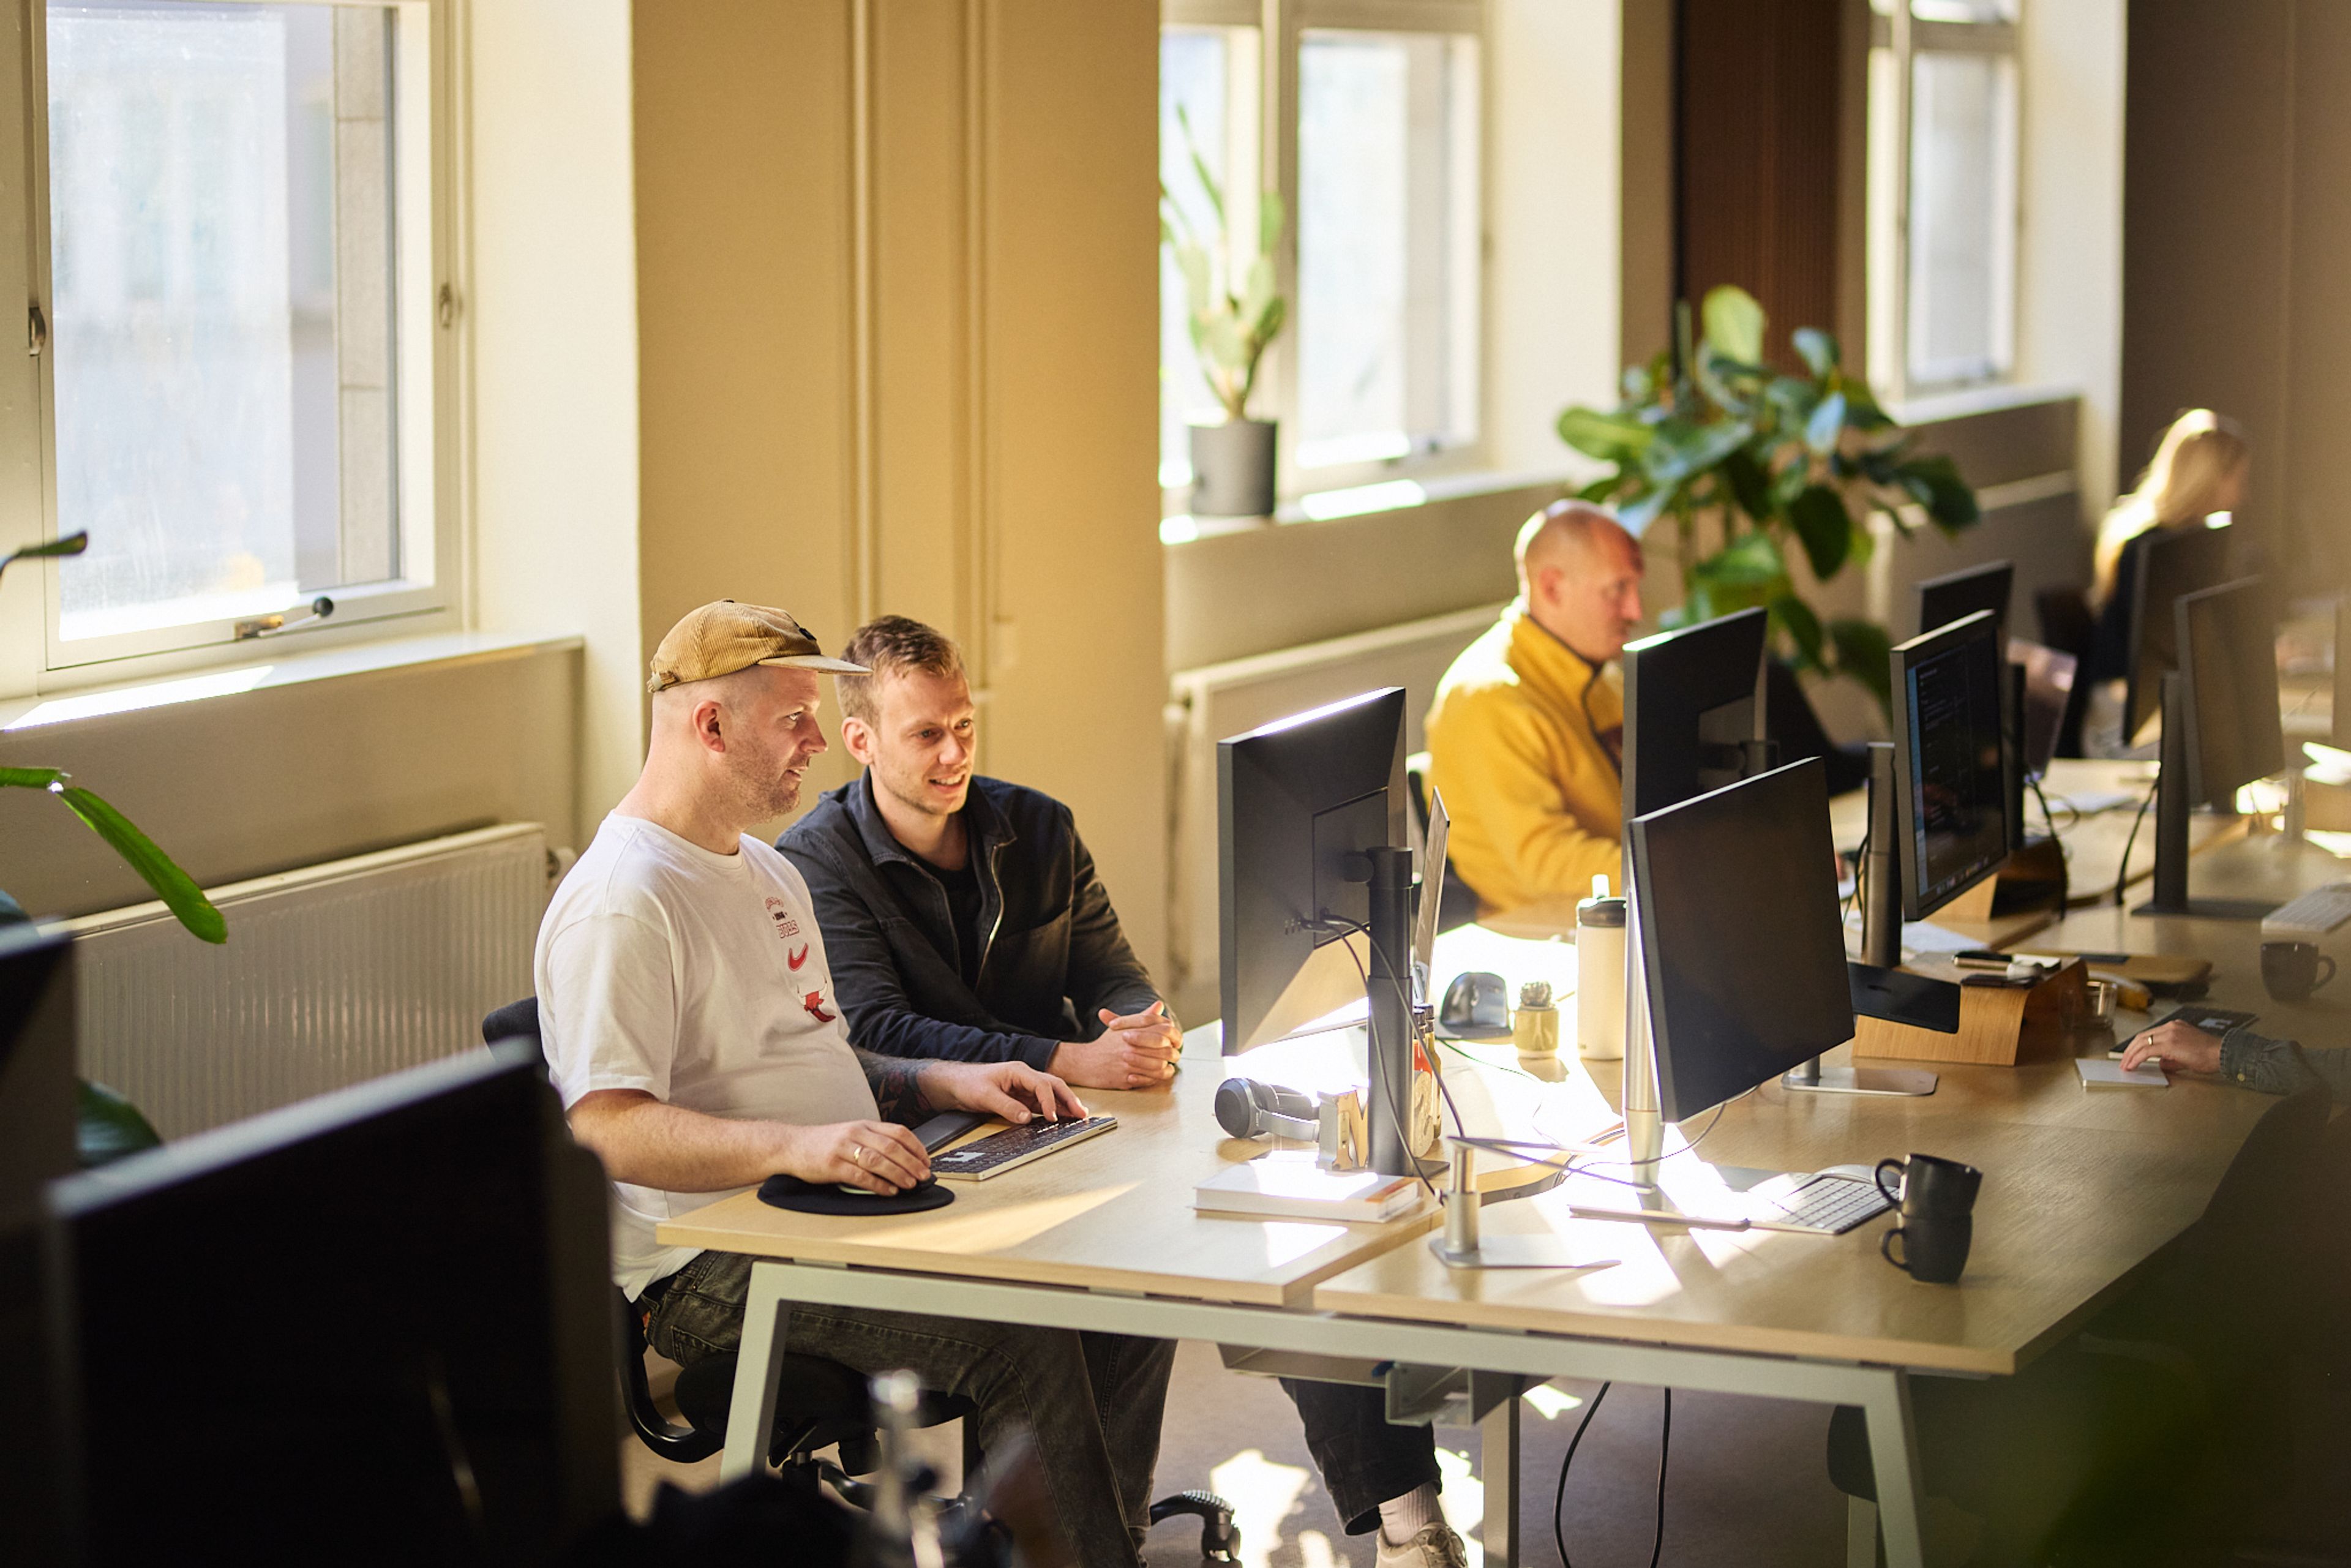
2, 0, 466, 694
1867, 1, 2022, 403
1161, 0, 1488, 516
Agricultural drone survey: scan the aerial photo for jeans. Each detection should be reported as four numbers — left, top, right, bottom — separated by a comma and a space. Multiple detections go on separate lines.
647, 1248, 1174, 1567
1281, 1379, 1443, 1536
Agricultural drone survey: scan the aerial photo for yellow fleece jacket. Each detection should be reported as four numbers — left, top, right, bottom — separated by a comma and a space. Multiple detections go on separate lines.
1425, 607, 1624, 913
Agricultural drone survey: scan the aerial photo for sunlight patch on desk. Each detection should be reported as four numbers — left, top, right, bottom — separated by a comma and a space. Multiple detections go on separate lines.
883, 1182, 1139, 1252
1254, 1218, 1355, 1269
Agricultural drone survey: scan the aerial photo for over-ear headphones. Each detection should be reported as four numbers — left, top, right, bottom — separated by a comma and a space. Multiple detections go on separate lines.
1213, 1077, 1320, 1141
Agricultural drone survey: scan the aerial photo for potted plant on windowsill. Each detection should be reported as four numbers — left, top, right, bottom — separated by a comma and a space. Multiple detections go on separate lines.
0, 532, 226, 1165
1556, 285, 1981, 715
1161, 108, 1286, 519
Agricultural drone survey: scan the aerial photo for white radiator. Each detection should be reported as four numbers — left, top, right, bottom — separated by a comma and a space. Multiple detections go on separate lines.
1164, 604, 1501, 1025
62, 823, 550, 1139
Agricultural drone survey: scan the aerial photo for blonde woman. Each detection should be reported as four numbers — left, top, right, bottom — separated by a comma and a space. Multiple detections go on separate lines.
2087, 410, 2249, 686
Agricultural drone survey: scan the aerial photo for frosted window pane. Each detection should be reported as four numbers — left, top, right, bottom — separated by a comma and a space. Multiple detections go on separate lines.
1907, 49, 2015, 388
46, 2, 402, 642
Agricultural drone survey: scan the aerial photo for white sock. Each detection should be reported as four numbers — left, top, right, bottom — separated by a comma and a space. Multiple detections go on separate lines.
1378, 1484, 1442, 1543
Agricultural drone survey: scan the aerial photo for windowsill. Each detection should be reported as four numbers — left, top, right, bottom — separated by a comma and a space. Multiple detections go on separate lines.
1161, 464, 1578, 545
1883, 380, 2080, 427
0, 629, 585, 733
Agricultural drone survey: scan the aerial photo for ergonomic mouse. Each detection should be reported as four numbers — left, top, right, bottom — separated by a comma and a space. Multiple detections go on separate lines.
1438, 969, 1513, 1039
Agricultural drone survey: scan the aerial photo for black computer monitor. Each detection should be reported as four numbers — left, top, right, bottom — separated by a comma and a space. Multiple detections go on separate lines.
1625, 758, 1857, 1123
1915, 558, 2014, 647
1620, 607, 1768, 819
2139, 577, 2285, 921
2178, 578, 2287, 809
2125, 523, 2235, 746
1890, 610, 2010, 923
39, 1043, 618, 1562
2009, 638, 2078, 782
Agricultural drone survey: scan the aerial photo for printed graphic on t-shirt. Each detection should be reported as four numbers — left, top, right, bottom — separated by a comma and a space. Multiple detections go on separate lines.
763, 896, 802, 940
787, 943, 809, 971
803, 989, 837, 1024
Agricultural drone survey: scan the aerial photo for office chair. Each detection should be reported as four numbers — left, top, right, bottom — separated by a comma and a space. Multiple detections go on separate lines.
485, 999, 1242, 1562
1761, 659, 1872, 798
1403, 751, 1482, 933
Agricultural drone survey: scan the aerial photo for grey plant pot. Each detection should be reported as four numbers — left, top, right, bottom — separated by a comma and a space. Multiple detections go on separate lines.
1190, 418, 1278, 517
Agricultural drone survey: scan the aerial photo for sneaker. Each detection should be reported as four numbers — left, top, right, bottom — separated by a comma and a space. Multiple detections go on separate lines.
1374, 1522, 1469, 1568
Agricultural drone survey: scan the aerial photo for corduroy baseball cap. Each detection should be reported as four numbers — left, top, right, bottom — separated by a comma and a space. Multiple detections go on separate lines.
646, 601, 870, 694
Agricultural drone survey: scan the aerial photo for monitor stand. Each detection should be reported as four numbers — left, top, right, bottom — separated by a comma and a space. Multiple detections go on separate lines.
2134, 672, 2279, 921
1361, 846, 1444, 1179
1784, 742, 1937, 1098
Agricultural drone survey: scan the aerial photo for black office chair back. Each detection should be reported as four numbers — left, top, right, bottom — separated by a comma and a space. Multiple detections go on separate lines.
2032, 587, 2096, 759
1403, 752, 1482, 934
1762, 659, 1872, 797
484, 996, 542, 1049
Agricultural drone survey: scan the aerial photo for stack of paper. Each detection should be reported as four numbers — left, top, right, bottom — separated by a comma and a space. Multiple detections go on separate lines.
1194, 1152, 1431, 1223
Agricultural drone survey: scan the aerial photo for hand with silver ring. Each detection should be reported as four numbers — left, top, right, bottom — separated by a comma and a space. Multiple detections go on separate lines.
784, 1119, 931, 1193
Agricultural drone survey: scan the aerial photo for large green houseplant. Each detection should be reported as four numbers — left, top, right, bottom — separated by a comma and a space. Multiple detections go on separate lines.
1161, 105, 1286, 518
1557, 285, 1981, 712
0, 533, 227, 1163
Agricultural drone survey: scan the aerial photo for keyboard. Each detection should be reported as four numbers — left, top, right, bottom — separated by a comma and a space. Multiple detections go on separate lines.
929, 1115, 1119, 1181
2262, 882, 2351, 938
1749, 1174, 1894, 1236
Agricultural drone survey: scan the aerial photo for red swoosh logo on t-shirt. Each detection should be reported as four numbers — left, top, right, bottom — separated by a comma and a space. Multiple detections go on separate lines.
787, 943, 809, 971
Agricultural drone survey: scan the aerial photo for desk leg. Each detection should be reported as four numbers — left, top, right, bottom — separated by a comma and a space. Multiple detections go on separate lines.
719, 1264, 793, 1483
1479, 1394, 1520, 1566
1859, 1369, 1925, 1568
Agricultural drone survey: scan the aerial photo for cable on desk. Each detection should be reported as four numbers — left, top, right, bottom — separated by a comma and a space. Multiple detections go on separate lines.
1550, 1382, 1670, 1568
1336, 929, 1442, 1201
2112, 776, 2161, 907
2030, 773, 2077, 841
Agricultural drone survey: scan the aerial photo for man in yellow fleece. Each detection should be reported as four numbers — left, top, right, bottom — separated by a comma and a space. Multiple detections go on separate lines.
1426, 500, 1644, 914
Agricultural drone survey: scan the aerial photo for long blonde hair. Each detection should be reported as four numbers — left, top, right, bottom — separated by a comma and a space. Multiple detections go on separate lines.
2091, 410, 2248, 607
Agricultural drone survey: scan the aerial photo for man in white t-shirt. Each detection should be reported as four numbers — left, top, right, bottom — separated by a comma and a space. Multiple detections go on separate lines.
539, 601, 1174, 1566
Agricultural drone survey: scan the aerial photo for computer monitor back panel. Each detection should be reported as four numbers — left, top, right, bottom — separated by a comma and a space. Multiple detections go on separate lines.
2178, 578, 2285, 807
2009, 638, 2078, 781
1892, 611, 2010, 921
1622, 607, 1768, 819
1218, 688, 1409, 1052
1628, 759, 1856, 1123
1916, 558, 2014, 645
2126, 523, 2235, 745
45, 1045, 618, 1562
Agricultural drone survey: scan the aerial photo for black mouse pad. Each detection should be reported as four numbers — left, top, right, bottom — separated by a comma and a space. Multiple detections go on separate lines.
757, 1175, 956, 1217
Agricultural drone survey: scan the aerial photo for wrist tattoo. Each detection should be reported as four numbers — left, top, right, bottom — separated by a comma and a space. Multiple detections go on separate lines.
856, 1048, 931, 1123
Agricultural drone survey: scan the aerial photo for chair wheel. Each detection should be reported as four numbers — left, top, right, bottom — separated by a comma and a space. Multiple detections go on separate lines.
1149, 1489, 1240, 1563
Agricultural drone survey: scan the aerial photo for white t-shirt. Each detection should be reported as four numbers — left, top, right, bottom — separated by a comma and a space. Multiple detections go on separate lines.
537, 812, 879, 1297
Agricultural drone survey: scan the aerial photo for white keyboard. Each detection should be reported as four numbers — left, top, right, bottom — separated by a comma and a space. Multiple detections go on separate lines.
2263, 882, 2351, 938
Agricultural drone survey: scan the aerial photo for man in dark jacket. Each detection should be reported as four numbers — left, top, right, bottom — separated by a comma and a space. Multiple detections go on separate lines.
778, 616, 1463, 1567
777, 615, 1182, 1091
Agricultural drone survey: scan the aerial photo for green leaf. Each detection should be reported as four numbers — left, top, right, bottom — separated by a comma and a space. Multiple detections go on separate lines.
1786, 483, 1854, 580
1645, 418, 1752, 485
1576, 473, 1622, 503
1719, 446, 1775, 524
1829, 618, 1895, 716
1556, 406, 1654, 465
78, 1078, 162, 1168
0, 766, 69, 789
54, 786, 226, 943
1791, 327, 1839, 378
1620, 362, 1654, 402
1892, 452, 1981, 534
1241, 255, 1276, 324
1258, 189, 1285, 259
1174, 105, 1225, 230
1701, 285, 1766, 367
1771, 591, 1826, 669
1693, 530, 1786, 587
1804, 391, 1847, 456
1841, 384, 1895, 430
1619, 484, 1678, 536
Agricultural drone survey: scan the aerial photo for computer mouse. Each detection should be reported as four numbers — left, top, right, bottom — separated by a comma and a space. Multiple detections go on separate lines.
1439, 970, 1513, 1038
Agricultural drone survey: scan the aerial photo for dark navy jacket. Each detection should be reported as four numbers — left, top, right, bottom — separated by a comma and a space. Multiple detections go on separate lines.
777, 774, 1164, 1070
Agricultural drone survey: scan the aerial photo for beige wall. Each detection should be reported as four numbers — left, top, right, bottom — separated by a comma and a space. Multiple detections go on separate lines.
2121, 0, 2349, 593
470, 0, 645, 830
633, 0, 1168, 973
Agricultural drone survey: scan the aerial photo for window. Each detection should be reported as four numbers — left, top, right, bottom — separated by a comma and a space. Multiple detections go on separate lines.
17, 0, 454, 675
1160, 0, 1483, 508
1866, 0, 2019, 398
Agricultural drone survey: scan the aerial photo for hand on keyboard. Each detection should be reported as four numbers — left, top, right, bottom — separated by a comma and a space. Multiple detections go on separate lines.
917, 1059, 1089, 1125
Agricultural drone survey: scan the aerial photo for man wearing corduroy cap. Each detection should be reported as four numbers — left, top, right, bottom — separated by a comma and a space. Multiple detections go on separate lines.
538, 600, 1175, 1566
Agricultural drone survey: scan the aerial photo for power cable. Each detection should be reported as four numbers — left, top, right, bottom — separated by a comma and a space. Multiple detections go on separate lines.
1551, 1382, 1671, 1568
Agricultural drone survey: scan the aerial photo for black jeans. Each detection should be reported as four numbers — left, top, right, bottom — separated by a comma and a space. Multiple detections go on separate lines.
647, 1248, 1174, 1567
1281, 1379, 1443, 1536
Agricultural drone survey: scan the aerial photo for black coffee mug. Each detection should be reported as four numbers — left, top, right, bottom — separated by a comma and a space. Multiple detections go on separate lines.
1874, 1152, 1982, 1216
2262, 940, 2338, 1003
1875, 1153, 1981, 1285
1881, 1214, 1972, 1284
